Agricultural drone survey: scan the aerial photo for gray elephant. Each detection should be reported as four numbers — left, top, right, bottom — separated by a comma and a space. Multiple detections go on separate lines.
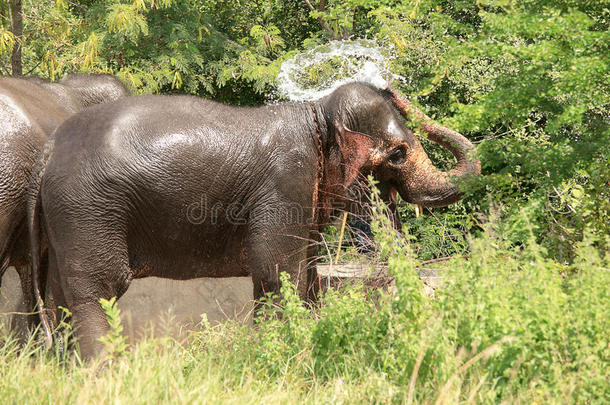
29, 82, 480, 358
0, 74, 129, 327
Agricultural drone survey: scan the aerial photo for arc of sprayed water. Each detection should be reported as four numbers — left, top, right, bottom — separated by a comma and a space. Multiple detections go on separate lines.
277, 40, 403, 102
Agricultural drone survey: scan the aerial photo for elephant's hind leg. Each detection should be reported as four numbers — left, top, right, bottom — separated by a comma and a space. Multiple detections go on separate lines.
51, 227, 132, 360
0, 207, 28, 312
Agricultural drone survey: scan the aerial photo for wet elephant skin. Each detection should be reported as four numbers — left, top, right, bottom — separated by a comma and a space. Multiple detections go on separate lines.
29, 82, 480, 358
0, 74, 128, 327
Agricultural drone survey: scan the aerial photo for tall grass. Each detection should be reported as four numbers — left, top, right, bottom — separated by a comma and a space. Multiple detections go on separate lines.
0, 194, 608, 404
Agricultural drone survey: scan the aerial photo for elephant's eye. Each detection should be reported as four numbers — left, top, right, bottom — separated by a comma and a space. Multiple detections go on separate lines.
387, 146, 406, 165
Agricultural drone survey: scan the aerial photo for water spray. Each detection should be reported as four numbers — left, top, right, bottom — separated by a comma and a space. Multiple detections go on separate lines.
277, 40, 403, 102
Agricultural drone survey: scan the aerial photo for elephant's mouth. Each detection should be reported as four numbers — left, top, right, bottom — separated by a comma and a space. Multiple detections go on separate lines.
388, 187, 398, 206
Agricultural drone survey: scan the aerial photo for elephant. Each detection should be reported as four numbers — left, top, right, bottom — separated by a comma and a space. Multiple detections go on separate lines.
0, 74, 129, 329
28, 81, 480, 358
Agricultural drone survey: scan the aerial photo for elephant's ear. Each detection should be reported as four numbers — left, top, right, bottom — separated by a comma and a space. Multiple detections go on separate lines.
335, 122, 374, 187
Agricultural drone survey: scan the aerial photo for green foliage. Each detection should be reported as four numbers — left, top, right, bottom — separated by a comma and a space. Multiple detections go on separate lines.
0, 0, 318, 102
1, 204, 607, 402
0, 27, 15, 55
195, 205, 609, 402
370, 0, 610, 262
98, 297, 129, 361
106, 3, 149, 41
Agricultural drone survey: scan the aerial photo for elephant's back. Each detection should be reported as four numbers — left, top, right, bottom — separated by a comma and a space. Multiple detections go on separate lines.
0, 77, 76, 136
0, 79, 60, 192
47, 94, 236, 167
44, 95, 250, 204
44, 94, 317, 213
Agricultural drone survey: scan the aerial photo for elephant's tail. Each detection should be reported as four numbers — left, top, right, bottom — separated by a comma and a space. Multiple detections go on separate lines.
27, 139, 54, 350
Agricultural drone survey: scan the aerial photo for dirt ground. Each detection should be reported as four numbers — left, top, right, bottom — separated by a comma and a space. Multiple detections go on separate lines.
0, 267, 253, 342
1, 264, 440, 342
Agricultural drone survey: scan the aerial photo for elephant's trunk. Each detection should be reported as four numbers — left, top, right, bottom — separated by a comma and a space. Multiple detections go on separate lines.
385, 86, 481, 207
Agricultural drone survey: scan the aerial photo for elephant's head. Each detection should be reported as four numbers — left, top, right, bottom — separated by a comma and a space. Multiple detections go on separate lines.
59, 74, 130, 107
320, 82, 480, 208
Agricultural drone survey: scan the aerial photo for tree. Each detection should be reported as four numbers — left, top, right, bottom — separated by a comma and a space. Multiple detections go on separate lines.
6, 0, 21, 75
0, 0, 607, 260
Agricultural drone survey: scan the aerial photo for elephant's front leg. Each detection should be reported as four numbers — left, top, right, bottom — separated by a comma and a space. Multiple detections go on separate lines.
247, 220, 313, 305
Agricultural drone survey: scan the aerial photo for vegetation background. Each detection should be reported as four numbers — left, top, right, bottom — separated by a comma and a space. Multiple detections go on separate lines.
1, 0, 608, 403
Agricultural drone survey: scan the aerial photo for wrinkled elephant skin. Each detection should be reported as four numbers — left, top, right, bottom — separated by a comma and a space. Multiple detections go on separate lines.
29, 82, 479, 358
0, 74, 128, 328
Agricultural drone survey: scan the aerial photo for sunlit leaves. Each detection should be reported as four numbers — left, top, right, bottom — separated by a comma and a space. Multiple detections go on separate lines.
54, 0, 68, 10
0, 27, 15, 55
106, 3, 149, 42
250, 24, 284, 56
80, 31, 100, 71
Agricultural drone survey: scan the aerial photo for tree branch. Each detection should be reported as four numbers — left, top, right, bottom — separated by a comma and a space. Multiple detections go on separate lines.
303, 0, 332, 34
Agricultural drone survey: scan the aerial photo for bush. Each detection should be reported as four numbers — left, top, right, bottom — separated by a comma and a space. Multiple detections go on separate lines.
187, 192, 610, 403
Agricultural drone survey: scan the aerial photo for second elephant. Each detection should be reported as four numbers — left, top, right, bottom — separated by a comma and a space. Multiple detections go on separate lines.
0, 74, 129, 327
